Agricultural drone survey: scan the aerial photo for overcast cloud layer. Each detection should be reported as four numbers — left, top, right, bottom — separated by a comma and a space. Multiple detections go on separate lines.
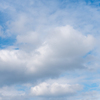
0, 0, 100, 100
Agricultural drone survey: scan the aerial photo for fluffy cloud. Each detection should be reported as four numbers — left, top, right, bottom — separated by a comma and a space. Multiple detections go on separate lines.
0, 25, 95, 85
30, 82, 82, 97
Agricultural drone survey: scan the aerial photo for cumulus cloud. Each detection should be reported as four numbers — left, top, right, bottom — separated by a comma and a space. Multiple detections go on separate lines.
30, 82, 82, 97
0, 25, 95, 86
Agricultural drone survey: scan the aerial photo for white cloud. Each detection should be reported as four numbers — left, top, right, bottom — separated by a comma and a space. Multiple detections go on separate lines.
45, 25, 95, 57
0, 25, 95, 85
30, 82, 82, 97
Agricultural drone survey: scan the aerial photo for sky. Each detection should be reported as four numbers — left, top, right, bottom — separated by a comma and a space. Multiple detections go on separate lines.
0, 0, 100, 100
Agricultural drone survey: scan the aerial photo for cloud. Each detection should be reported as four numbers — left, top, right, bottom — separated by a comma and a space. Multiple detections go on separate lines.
0, 25, 95, 86
30, 82, 82, 97
0, 86, 24, 97
0, 85, 26, 100
0, 0, 99, 100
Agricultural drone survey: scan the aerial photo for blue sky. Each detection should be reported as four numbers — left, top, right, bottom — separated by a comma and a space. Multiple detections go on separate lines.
0, 0, 100, 100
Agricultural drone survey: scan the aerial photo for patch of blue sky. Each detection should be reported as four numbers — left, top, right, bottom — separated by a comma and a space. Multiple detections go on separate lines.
80, 72, 100, 92
83, 83, 99, 93
57, 0, 100, 13
60, 72, 100, 94
59, 71, 80, 78
85, 0, 100, 4
15, 85, 30, 92
83, 47, 98, 59
0, 11, 11, 27
0, 36, 16, 49
58, 0, 96, 4
83, 51, 93, 58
